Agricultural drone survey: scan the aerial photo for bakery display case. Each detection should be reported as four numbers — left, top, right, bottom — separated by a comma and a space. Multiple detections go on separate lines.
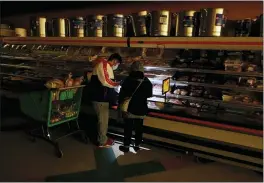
2, 37, 262, 130
0, 38, 262, 121
112, 44, 263, 129
0, 33, 263, 170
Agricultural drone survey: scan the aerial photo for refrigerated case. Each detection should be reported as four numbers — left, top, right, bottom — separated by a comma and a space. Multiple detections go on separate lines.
0, 36, 263, 171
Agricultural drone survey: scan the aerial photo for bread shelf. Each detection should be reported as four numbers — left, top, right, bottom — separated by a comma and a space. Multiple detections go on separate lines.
152, 94, 263, 110
2, 55, 262, 78
173, 80, 263, 93
145, 66, 263, 77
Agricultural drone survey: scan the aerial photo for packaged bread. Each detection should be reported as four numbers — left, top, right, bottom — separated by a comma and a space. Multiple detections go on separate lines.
245, 64, 257, 72
252, 100, 261, 105
10, 76, 24, 81
256, 80, 263, 89
189, 86, 204, 97
222, 91, 234, 102
191, 75, 206, 82
169, 99, 184, 105
224, 60, 242, 72
73, 76, 84, 86
65, 72, 74, 87
177, 76, 189, 81
45, 79, 65, 89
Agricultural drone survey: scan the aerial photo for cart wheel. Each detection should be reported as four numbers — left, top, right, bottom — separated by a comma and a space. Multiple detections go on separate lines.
55, 143, 63, 158
82, 134, 89, 144
55, 147, 63, 158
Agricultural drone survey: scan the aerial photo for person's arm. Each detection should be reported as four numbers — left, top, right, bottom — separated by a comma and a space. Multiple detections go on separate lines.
118, 78, 128, 103
96, 61, 119, 88
146, 79, 153, 98
118, 87, 124, 103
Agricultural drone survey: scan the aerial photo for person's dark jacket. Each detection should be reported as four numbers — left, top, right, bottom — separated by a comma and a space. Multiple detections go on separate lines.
118, 71, 153, 116
88, 58, 119, 104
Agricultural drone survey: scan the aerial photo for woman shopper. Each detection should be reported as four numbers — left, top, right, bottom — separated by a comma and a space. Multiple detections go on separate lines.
118, 61, 153, 152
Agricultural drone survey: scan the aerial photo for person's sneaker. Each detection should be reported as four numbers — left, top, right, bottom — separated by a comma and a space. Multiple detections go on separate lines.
98, 138, 115, 148
133, 145, 141, 152
119, 145, 129, 153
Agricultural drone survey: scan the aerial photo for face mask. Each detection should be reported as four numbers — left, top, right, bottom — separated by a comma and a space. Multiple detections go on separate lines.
112, 64, 119, 71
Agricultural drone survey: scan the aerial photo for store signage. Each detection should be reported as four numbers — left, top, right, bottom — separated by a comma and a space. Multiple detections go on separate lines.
162, 77, 170, 95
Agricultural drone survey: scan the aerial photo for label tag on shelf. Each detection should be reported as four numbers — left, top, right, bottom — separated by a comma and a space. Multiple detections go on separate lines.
162, 77, 170, 95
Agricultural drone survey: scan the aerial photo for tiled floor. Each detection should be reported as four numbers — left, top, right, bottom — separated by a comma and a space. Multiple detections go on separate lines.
0, 129, 262, 182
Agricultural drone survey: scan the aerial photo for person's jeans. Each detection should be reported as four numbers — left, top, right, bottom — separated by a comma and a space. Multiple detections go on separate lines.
92, 102, 109, 145
124, 118, 144, 147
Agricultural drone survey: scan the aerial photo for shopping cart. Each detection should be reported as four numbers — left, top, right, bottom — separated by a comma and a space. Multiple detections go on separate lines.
19, 85, 88, 158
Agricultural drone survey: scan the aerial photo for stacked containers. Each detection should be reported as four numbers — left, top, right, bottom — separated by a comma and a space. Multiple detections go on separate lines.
86, 15, 106, 37
171, 10, 197, 37
150, 10, 171, 36
0, 24, 15, 37
50, 18, 70, 37
15, 28, 27, 37
106, 14, 126, 37
130, 10, 150, 36
28, 8, 261, 38
199, 8, 225, 37
69, 17, 86, 37
30, 17, 48, 37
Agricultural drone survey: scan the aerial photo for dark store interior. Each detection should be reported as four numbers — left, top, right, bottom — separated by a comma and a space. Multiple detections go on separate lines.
0, 1, 263, 182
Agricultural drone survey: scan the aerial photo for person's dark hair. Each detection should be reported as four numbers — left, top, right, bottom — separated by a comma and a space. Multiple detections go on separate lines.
108, 53, 122, 64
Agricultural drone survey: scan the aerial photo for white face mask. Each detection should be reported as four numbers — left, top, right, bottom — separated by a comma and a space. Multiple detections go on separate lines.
112, 64, 119, 71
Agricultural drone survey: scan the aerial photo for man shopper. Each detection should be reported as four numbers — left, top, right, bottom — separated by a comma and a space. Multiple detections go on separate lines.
89, 53, 122, 147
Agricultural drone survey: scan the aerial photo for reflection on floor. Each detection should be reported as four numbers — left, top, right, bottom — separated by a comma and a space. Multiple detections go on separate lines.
0, 130, 262, 182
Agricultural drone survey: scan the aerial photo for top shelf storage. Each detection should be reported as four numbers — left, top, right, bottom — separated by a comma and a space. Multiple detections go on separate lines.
0, 37, 263, 51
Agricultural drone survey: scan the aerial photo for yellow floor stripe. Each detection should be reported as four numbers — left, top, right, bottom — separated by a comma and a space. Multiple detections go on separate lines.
109, 127, 262, 165
144, 134, 263, 165
194, 152, 262, 172
144, 116, 263, 151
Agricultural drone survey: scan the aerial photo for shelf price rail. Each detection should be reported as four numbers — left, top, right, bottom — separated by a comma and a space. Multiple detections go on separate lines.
1, 37, 263, 51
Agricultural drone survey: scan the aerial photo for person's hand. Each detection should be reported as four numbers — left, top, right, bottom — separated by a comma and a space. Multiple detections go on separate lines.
115, 81, 120, 86
114, 85, 121, 93
121, 112, 128, 118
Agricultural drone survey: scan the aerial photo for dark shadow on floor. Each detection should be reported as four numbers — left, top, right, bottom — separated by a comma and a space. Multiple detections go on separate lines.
0, 96, 98, 145
78, 113, 98, 145
1, 96, 35, 131
45, 147, 166, 182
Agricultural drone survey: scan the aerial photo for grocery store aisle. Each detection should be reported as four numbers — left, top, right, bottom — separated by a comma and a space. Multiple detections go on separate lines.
0, 129, 262, 182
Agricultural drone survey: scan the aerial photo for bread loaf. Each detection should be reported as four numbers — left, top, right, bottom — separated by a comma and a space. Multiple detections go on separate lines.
65, 72, 74, 87
73, 76, 84, 86
45, 79, 65, 89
